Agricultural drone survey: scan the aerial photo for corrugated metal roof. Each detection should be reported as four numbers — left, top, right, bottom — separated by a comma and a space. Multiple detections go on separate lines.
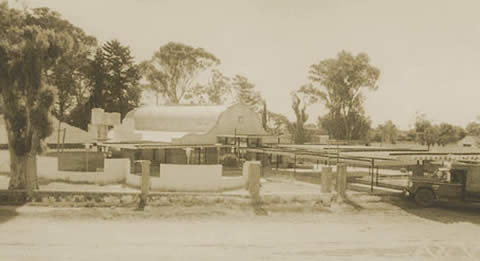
124, 104, 229, 133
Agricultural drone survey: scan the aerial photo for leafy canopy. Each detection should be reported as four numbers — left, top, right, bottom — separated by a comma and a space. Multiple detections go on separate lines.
141, 42, 220, 104
301, 51, 380, 141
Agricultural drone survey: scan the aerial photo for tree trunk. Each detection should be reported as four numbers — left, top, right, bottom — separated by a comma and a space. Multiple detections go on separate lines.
8, 153, 26, 190
8, 153, 38, 194
26, 153, 38, 193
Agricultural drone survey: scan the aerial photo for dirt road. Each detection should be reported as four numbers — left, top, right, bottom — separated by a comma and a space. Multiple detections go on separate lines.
1, 197, 480, 261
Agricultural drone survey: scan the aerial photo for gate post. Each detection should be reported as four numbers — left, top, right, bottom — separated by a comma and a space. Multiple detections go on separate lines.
245, 161, 261, 206
321, 166, 333, 193
336, 164, 347, 198
137, 160, 151, 210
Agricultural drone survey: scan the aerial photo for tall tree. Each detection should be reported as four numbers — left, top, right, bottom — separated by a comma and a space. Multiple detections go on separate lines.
141, 42, 220, 104
290, 93, 310, 144
0, 4, 73, 192
414, 114, 438, 149
423, 126, 439, 150
101, 40, 141, 118
301, 51, 380, 141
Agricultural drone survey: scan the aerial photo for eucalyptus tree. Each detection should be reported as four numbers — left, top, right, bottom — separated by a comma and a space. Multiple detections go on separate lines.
0, 4, 79, 193
141, 42, 220, 104
301, 51, 380, 141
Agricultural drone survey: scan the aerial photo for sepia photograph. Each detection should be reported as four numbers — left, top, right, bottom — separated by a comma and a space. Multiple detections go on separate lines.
1, 0, 480, 260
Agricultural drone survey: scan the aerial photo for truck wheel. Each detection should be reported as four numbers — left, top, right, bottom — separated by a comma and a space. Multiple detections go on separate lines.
414, 189, 435, 207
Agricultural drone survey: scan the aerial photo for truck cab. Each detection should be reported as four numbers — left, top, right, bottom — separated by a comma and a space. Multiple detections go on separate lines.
404, 163, 480, 207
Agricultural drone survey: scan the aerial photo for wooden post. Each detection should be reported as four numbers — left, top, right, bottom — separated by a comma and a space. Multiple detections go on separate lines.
370, 159, 375, 193
321, 166, 333, 193
138, 160, 151, 210
276, 154, 279, 170
197, 148, 201, 164
216, 146, 220, 164
336, 164, 347, 198
293, 153, 297, 178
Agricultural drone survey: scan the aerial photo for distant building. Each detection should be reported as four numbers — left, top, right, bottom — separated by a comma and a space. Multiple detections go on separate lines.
458, 136, 479, 148
309, 135, 330, 144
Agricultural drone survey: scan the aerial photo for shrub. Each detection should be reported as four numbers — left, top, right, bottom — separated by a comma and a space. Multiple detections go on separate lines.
222, 154, 238, 168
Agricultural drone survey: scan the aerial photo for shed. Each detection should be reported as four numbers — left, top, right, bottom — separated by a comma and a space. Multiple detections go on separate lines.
458, 136, 479, 148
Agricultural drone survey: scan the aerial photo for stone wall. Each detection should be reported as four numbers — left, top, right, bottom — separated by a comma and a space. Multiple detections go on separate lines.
0, 189, 332, 208
0, 190, 251, 207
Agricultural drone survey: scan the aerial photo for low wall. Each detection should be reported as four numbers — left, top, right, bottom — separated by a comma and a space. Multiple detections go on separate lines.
37, 157, 130, 185
126, 164, 247, 192
160, 164, 222, 191
220, 176, 246, 191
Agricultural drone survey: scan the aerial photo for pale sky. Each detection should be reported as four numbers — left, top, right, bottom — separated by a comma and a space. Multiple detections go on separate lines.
12, 0, 480, 130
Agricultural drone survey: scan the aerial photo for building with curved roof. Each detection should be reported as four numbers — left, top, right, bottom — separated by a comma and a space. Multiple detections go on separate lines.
107, 103, 267, 145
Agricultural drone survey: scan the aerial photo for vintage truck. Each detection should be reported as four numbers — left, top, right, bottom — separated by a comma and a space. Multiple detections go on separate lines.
404, 162, 480, 207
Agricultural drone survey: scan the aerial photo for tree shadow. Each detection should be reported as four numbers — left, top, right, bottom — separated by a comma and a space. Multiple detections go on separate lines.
253, 205, 268, 216
0, 190, 27, 224
381, 195, 480, 225
0, 205, 21, 224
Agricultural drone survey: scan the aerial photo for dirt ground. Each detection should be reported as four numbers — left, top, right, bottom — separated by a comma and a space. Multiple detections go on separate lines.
1, 194, 480, 261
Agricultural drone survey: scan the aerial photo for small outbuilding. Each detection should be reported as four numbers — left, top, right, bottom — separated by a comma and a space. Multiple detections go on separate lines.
458, 136, 479, 148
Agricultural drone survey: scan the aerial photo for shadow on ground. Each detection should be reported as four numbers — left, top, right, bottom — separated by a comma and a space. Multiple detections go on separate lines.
342, 195, 365, 210
381, 195, 480, 225
0, 205, 23, 224
253, 205, 268, 216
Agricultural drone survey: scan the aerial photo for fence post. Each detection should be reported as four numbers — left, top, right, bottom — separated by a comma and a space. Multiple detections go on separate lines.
245, 161, 261, 206
321, 166, 333, 193
138, 160, 151, 210
336, 164, 347, 198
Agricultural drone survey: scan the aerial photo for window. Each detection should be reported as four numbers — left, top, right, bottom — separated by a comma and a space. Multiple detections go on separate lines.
239, 137, 248, 147
217, 137, 227, 144
227, 137, 236, 145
